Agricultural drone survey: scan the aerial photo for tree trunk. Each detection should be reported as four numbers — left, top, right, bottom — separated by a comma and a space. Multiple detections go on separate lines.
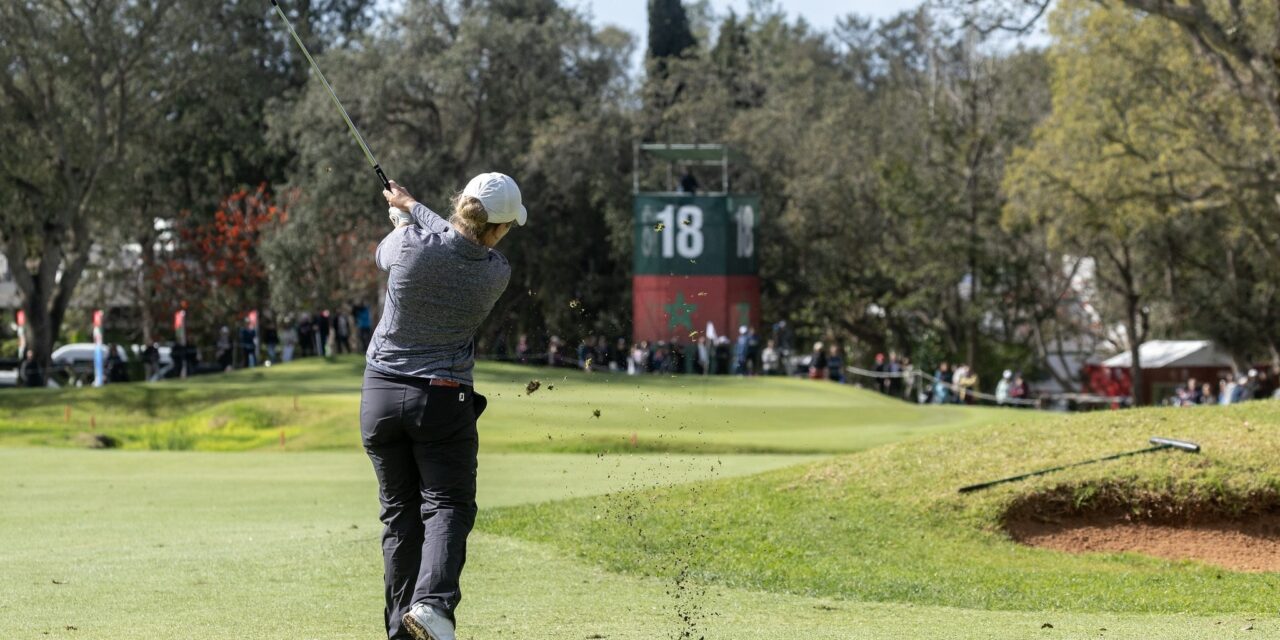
1125, 298, 1144, 407
138, 230, 156, 345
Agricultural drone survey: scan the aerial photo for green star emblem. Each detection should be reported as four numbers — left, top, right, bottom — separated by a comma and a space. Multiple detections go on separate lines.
664, 292, 698, 331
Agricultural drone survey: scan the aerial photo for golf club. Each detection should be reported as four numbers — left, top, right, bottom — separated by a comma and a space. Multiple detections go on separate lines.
957, 436, 1201, 494
270, 0, 390, 192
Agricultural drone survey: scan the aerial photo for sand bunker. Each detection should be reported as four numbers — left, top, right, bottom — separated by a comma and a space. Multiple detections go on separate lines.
1007, 513, 1280, 572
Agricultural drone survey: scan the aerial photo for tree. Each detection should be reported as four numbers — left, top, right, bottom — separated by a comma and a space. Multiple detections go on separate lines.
0, 1, 204, 378
648, 0, 698, 63
153, 185, 284, 338
268, 0, 637, 349
1001, 0, 1208, 404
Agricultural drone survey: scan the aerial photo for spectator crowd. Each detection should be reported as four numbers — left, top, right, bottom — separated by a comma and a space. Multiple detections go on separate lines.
1172, 370, 1280, 406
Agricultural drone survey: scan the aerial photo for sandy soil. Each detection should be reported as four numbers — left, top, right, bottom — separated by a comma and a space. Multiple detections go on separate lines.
1007, 514, 1280, 572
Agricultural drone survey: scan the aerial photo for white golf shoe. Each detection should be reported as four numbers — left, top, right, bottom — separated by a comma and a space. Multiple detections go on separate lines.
402, 602, 455, 640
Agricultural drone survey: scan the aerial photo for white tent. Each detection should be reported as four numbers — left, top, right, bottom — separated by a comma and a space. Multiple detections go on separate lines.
1101, 340, 1234, 369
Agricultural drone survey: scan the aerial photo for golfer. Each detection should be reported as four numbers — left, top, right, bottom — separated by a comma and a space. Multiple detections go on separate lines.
361, 173, 526, 640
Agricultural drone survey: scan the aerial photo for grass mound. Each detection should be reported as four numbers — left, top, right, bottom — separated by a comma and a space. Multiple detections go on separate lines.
0, 356, 1037, 453
482, 401, 1280, 614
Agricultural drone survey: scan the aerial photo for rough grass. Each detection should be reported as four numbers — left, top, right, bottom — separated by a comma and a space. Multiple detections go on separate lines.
0, 356, 1040, 453
483, 401, 1280, 614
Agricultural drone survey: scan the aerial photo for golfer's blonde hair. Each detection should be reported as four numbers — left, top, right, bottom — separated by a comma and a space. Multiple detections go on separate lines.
450, 194, 504, 243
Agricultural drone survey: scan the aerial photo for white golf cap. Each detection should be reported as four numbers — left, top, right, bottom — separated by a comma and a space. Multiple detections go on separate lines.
462, 172, 527, 226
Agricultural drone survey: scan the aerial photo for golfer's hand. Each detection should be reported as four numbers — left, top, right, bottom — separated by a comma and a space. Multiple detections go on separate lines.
388, 206, 412, 229
383, 180, 418, 212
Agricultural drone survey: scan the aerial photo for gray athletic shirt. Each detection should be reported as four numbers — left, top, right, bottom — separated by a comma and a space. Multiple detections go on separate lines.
365, 202, 511, 385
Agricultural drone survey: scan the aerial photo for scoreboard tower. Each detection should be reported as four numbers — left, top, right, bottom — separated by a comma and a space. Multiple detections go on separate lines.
632, 144, 760, 344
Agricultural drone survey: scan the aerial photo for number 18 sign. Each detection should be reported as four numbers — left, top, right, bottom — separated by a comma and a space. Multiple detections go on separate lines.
632, 194, 761, 344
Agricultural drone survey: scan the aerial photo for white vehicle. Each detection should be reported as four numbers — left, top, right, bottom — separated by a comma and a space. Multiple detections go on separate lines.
51, 343, 129, 365
50, 343, 131, 386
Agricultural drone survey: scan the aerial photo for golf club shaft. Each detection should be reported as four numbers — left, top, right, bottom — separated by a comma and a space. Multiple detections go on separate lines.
957, 444, 1169, 494
270, 0, 390, 191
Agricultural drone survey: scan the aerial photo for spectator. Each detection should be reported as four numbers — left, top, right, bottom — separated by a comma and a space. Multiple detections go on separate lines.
184, 341, 200, 378
954, 364, 979, 404
679, 166, 699, 194
996, 370, 1012, 405
748, 327, 762, 374
1223, 373, 1244, 404
885, 353, 903, 396
1200, 381, 1215, 405
297, 314, 314, 357
264, 321, 280, 363
771, 320, 794, 374
932, 362, 952, 404
1258, 368, 1276, 399
733, 326, 751, 375
547, 335, 562, 367
515, 334, 530, 364
629, 342, 647, 375
651, 342, 667, 373
353, 303, 373, 350
901, 357, 918, 402
216, 326, 233, 371
143, 342, 160, 381
280, 316, 298, 362
1219, 377, 1233, 405
761, 339, 781, 376
872, 353, 887, 392
714, 337, 732, 374
695, 337, 710, 374
613, 337, 628, 371
106, 344, 127, 383
577, 338, 595, 371
1009, 374, 1028, 403
239, 319, 257, 368
316, 310, 330, 356
21, 349, 42, 388
826, 343, 844, 383
808, 341, 828, 380
595, 336, 612, 371
1183, 378, 1202, 406
334, 311, 351, 354
668, 338, 687, 374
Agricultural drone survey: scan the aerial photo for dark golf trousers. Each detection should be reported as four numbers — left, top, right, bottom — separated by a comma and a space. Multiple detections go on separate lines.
360, 369, 486, 640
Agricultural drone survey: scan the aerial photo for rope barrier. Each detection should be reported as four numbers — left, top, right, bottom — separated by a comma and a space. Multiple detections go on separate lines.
844, 365, 1126, 409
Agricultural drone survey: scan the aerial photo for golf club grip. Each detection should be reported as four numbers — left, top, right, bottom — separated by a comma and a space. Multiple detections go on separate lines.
375, 165, 391, 191
1149, 437, 1200, 452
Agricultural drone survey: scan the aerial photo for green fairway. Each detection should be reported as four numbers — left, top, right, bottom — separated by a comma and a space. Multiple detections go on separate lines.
2, 448, 1270, 640
2, 358, 1273, 640
0, 356, 1037, 453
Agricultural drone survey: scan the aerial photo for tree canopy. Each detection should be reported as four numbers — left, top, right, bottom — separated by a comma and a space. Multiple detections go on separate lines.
6, 0, 1279, 403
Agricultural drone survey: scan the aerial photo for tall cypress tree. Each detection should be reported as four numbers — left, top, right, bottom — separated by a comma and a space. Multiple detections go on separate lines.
647, 0, 696, 63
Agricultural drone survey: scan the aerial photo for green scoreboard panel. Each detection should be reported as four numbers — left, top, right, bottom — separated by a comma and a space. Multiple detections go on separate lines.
633, 195, 759, 276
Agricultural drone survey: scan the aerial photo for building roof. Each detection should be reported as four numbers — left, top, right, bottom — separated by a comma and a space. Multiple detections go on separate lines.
1101, 340, 1234, 369
638, 143, 743, 164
